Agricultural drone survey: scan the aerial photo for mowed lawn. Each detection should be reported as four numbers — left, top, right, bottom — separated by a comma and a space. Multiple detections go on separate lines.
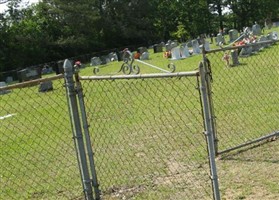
1, 27, 279, 199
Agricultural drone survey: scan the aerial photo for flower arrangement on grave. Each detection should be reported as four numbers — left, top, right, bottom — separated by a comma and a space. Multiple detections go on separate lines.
233, 35, 257, 46
164, 51, 171, 58
222, 52, 231, 67
134, 52, 141, 59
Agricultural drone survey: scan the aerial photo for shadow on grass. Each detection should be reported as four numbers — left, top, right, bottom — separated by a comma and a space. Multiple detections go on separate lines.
217, 138, 279, 164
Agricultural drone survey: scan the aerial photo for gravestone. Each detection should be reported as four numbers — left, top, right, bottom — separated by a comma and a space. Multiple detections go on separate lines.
140, 52, 149, 60
5, 76, 13, 83
91, 57, 102, 66
203, 41, 210, 51
0, 82, 11, 95
187, 41, 192, 48
38, 81, 53, 92
216, 33, 225, 45
165, 43, 172, 52
192, 39, 200, 54
258, 36, 268, 48
271, 31, 278, 40
108, 52, 118, 61
138, 47, 148, 54
180, 45, 190, 58
252, 22, 261, 36
231, 50, 240, 66
171, 47, 181, 60
153, 44, 163, 53
229, 29, 239, 42
239, 46, 253, 57
17, 68, 41, 82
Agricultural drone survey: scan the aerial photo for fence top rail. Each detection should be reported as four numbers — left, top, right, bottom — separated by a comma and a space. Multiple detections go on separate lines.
206, 39, 278, 54
79, 71, 200, 81
0, 74, 64, 91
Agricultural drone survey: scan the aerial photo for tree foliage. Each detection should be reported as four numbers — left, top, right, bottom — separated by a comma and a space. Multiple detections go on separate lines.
0, 0, 278, 72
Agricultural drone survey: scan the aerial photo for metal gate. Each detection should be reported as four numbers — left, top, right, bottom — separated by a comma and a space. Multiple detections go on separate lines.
63, 59, 220, 199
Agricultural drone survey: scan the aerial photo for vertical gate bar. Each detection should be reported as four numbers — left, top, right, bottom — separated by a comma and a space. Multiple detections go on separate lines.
202, 43, 219, 156
75, 71, 101, 200
199, 61, 221, 200
63, 59, 94, 200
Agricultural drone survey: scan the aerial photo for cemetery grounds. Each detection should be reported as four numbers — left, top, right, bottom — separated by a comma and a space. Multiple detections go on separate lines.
1, 27, 279, 199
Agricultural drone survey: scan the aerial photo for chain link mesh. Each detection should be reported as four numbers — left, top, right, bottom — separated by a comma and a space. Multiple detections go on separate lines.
206, 41, 279, 199
0, 77, 82, 199
80, 74, 213, 199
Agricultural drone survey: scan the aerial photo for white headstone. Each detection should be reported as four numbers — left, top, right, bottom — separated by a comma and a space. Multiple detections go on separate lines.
180, 46, 190, 58
192, 39, 200, 54
204, 41, 210, 51
171, 47, 181, 60
140, 52, 149, 60
216, 33, 225, 45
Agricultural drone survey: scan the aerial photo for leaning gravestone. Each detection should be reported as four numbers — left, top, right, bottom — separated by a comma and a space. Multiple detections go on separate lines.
38, 81, 53, 92
192, 39, 200, 54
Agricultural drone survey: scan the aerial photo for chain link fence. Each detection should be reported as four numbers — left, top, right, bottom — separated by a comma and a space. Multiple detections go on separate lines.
78, 72, 215, 199
0, 75, 83, 199
205, 40, 279, 199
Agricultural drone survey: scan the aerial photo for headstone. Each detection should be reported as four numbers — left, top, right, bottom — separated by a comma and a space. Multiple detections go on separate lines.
108, 52, 118, 61
252, 22, 261, 36
258, 36, 268, 48
165, 43, 172, 52
171, 41, 178, 49
180, 45, 190, 58
229, 29, 239, 42
272, 31, 278, 40
216, 33, 225, 45
153, 44, 163, 53
91, 57, 102, 66
171, 47, 181, 60
203, 41, 210, 51
231, 50, 239, 66
0, 82, 10, 95
100, 55, 110, 65
239, 46, 253, 57
187, 41, 192, 48
140, 52, 149, 60
192, 39, 200, 54
38, 81, 53, 92
17, 68, 41, 82
138, 47, 148, 54
5, 76, 13, 83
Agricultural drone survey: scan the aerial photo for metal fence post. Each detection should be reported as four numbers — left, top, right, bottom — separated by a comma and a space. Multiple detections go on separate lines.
63, 59, 94, 200
74, 68, 101, 200
202, 43, 218, 156
199, 61, 221, 200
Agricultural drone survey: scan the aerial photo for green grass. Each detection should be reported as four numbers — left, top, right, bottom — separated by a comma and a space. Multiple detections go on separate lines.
1, 27, 279, 199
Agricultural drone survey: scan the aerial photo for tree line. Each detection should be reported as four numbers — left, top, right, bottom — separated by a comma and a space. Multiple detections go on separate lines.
0, 0, 278, 72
